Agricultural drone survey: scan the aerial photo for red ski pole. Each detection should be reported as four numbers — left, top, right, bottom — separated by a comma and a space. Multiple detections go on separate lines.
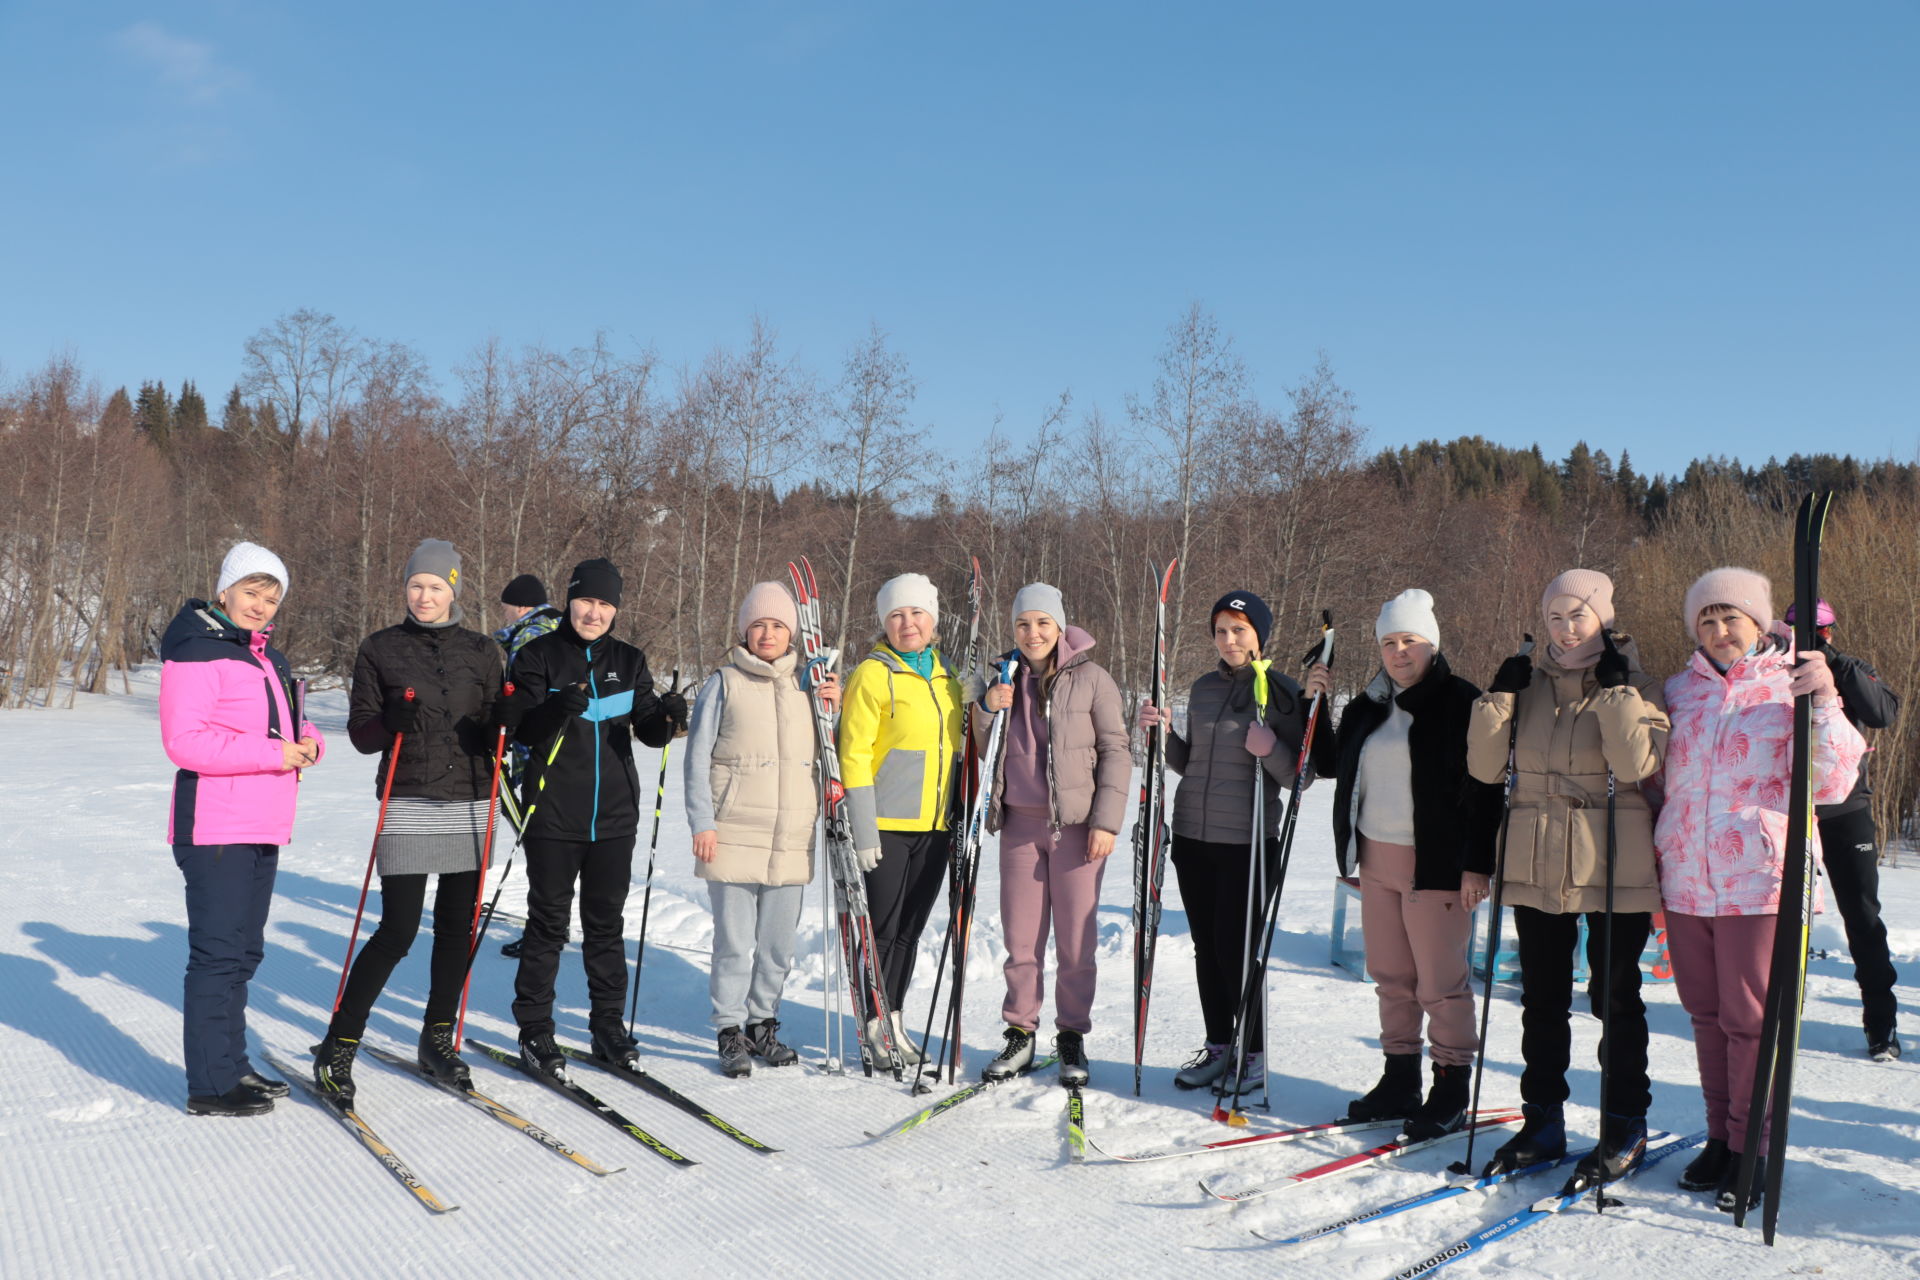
456, 680, 513, 1049
332, 687, 413, 1013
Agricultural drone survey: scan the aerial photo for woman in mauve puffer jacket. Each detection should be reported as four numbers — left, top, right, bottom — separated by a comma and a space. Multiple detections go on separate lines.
971, 583, 1129, 1088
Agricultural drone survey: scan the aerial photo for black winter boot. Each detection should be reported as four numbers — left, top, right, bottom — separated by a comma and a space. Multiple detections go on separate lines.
1679, 1137, 1731, 1192
745, 1019, 798, 1067
1715, 1151, 1764, 1212
717, 1026, 753, 1078
418, 1022, 472, 1088
236, 1070, 290, 1099
187, 1084, 274, 1117
311, 1035, 360, 1106
1347, 1052, 1422, 1122
1402, 1062, 1471, 1142
1482, 1103, 1567, 1176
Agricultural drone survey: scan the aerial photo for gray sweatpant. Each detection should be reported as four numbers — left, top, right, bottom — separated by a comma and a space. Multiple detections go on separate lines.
707, 881, 805, 1030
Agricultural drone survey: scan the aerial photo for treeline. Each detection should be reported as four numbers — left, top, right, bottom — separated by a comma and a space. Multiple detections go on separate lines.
2, 303, 1915, 844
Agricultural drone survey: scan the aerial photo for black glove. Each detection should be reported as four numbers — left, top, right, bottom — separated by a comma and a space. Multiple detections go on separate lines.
657, 689, 689, 731
490, 697, 524, 733
1594, 629, 1630, 690
551, 683, 591, 718
1490, 653, 1533, 694
382, 696, 420, 734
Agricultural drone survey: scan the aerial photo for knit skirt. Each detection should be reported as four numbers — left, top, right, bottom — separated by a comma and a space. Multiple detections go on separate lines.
375, 797, 496, 876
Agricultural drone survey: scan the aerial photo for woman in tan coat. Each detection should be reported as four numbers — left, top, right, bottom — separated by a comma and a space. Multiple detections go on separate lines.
685, 582, 837, 1077
1465, 569, 1669, 1185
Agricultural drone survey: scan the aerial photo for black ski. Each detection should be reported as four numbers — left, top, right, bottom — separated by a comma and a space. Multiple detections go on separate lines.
467, 1040, 696, 1169
1132, 559, 1178, 1097
361, 1044, 621, 1176
560, 1044, 780, 1155
1065, 1086, 1087, 1164
264, 1051, 458, 1214
1735, 489, 1833, 1239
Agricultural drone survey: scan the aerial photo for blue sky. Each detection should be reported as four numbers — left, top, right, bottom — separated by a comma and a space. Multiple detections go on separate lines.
2, 2, 1914, 477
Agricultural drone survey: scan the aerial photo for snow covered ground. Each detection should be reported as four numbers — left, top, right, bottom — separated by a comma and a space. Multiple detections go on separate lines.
2, 669, 1916, 1279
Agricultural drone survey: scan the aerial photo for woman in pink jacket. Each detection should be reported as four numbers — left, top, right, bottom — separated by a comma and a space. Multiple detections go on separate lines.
160, 543, 324, 1117
1654, 567, 1863, 1211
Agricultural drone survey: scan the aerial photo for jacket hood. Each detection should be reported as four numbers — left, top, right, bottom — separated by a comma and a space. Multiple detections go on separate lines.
1007, 625, 1097, 676
162, 599, 263, 661
729, 645, 798, 679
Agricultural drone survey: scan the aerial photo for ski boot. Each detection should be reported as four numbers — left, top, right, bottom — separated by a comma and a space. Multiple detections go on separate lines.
1868, 1030, 1902, 1062
311, 1035, 360, 1106
982, 1026, 1036, 1082
1401, 1062, 1470, 1142
717, 1025, 753, 1079
1563, 1113, 1647, 1194
888, 1011, 925, 1068
518, 1030, 567, 1081
745, 1019, 798, 1067
591, 1020, 642, 1068
1055, 1031, 1089, 1087
1347, 1052, 1421, 1122
418, 1021, 472, 1088
1482, 1103, 1567, 1177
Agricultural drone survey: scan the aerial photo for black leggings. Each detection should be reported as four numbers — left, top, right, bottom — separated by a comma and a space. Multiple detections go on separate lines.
331, 871, 480, 1039
1170, 834, 1276, 1052
863, 829, 950, 1009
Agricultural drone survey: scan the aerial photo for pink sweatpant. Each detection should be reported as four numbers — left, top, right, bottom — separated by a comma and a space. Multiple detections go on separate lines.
999, 808, 1108, 1034
1665, 911, 1777, 1155
1359, 838, 1478, 1066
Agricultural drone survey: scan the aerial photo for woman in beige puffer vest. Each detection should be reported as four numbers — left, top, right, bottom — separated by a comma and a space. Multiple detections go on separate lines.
684, 582, 838, 1076
1463, 569, 1669, 1183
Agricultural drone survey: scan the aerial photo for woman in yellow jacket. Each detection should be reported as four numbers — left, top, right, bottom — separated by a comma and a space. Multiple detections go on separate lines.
837, 572, 965, 1069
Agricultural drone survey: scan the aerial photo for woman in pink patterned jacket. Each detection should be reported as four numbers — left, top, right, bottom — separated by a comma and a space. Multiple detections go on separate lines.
1653, 566, 1864, 1212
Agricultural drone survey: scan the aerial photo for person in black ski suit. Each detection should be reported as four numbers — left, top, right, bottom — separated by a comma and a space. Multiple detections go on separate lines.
1793, 598, 1903, 1061
502, 558, 686, 1074
313, 539, 507, 1103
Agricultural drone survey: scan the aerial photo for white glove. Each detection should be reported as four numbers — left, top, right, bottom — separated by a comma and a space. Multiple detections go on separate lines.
855, 846, 883, 873
961, 670, 988, 705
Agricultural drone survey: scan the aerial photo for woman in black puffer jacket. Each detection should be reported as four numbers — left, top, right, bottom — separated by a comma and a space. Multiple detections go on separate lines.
312, 539, 506, 1102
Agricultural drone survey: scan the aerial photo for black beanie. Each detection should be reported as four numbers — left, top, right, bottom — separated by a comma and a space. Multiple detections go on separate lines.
1210, 589, 1273, 654
500, 573, 547, 607
567, 558, 623, 608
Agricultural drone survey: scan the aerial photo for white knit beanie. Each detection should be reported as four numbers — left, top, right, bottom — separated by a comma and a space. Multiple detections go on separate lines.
217, 541, 289, 602
876, 572, 939, 623
1375, 588, 1440, 651
1010, 582, 1066, 632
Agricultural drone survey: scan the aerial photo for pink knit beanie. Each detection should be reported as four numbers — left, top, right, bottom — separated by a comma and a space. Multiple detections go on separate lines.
1682, 566, 1774, 639
1540, 569, 1615, 628
737, 581, 799, 639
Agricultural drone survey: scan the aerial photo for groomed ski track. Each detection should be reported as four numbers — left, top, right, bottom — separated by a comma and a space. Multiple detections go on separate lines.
2, 672, 1916, 1277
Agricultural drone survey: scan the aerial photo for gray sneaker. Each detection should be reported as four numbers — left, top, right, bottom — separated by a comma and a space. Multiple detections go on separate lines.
1173, 1042, 1229, 1090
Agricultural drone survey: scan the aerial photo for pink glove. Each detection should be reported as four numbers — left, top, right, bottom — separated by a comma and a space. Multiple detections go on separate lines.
1245, 722, 1277, 758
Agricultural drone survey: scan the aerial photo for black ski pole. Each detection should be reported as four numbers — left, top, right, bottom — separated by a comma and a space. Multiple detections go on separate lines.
1453, 633, 1534, 1177
1590, 763, 1619, 1212
627, 669, 680, 1037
